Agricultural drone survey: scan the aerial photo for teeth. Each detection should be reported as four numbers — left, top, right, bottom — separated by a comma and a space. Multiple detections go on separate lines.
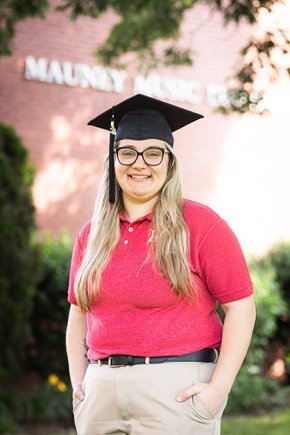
130, 175, 149, 178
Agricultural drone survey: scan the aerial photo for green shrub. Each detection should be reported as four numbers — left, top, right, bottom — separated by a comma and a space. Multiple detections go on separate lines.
0, 400, 17, 434
262, 242, 290, 369
0, 123, 39, 382
0, 374, 73, 431
226, 258, 288, 413
26, 230, 73, 378
0, 228, 73, 431
266, 242, 290, 310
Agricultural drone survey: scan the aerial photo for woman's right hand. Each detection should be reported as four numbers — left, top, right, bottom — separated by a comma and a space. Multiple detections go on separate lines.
73, 381, 85, 401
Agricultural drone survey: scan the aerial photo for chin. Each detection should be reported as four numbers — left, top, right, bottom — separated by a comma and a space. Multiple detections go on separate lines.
132, 191, 159, 201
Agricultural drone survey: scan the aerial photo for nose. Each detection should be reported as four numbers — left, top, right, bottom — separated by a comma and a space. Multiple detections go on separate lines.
132, 153, 147, 168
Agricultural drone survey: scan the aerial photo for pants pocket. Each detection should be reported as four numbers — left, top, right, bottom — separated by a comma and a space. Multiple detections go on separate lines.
72, 396, 82, 413
190, 363, 228, 421
194, 394, 228, 418
72, 367, 88, 415
192, 395, 214, 420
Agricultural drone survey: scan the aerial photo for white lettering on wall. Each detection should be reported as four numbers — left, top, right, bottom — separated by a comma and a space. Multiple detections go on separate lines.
46, 59, 64, 85
24, 55, 228, 107
62, 61, 78, 86
24, 56, 48, 81
24, 56, 127, 93
110, 70, 127, 93
134, 74, 202, 104
206, 84, 229, 107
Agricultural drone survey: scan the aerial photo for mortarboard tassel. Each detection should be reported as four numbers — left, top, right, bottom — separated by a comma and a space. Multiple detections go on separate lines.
109, 107, 116, 204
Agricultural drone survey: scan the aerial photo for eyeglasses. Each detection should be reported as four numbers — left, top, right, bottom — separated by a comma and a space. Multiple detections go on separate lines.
114, 146, 169, 166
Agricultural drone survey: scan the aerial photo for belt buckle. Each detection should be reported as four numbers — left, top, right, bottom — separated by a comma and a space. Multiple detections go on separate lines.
108, 356, 126, 368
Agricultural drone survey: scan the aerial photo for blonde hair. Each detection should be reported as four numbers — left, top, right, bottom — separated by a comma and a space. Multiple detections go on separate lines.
74, 143, 199, 312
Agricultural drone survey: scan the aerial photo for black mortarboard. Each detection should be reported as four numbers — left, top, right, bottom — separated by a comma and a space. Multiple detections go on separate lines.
88, 94, 204, 203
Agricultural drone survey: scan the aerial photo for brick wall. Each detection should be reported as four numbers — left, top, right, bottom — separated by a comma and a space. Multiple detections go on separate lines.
1, 0, 290, 254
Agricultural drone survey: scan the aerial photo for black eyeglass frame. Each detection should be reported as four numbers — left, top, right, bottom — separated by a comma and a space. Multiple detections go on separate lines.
114, 146, 170, 166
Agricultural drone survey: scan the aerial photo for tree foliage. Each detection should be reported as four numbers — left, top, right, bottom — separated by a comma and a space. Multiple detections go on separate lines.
2, 0, 290, 114
0, 123, 39, 381
27, 230, 72, 378
226, 256, 288, 412
0, 0, 49, 56
259, 242, 290, 349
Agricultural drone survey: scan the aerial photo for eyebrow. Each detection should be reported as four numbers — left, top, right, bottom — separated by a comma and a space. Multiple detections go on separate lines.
117, 145, 166, 150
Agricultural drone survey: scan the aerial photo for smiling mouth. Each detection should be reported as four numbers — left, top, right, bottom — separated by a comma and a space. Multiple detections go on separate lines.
129, 175, 151, 179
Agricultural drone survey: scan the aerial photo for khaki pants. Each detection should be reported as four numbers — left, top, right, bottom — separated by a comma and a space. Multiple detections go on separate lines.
73, 361, 228, 435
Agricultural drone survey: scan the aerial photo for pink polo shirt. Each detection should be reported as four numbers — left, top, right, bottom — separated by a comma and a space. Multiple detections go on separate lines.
67, 199, 253, 360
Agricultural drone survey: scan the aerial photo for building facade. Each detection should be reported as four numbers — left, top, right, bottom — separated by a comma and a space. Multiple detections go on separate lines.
1, 0, 290, 256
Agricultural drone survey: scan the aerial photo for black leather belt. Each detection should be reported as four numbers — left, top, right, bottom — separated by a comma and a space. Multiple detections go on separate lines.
90, 348, 219, 367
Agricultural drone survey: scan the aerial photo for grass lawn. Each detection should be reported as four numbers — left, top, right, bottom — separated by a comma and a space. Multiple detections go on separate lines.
222, 408, 290, 435
17, 408, 290, 434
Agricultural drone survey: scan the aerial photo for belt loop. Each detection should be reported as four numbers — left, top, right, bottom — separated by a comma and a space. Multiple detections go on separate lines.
98, 359, 102, 367
213, 348, 219, 363
145, 357, 150, 364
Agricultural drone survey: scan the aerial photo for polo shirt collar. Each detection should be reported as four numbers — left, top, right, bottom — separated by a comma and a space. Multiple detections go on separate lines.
119, 210, 153, 223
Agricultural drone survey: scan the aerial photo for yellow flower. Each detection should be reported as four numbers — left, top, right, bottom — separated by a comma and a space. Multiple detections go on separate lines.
48, 374, 59, 386
57, 381, 67, 393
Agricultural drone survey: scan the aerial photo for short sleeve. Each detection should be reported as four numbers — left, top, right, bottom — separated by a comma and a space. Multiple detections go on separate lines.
198, 219, 253, 304
67, 222, 91, 305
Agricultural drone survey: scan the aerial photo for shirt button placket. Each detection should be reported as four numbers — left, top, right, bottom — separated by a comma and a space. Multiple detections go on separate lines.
123, 225, 134, 245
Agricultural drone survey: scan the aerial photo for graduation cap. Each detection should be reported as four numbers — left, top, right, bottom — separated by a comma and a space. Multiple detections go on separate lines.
88, 94, 204, 204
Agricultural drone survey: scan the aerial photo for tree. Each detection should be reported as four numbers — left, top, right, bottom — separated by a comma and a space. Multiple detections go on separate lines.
0, 0, 49, 56
1, 0, 290, 114
0, 124, 39, 381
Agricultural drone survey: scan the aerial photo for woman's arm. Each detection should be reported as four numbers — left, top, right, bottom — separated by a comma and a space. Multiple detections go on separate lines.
176, 294, 256, 415
210, 294, 256, 394
66, 304, 89, 400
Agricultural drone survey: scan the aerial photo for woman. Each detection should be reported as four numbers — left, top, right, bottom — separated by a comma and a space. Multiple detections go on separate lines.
66, 94, 256, 435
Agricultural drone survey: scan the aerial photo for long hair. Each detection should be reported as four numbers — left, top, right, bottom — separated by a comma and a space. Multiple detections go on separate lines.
74, 143, 198, 312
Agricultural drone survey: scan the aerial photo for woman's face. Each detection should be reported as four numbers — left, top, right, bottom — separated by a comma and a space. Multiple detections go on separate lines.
114, 139, 170, 204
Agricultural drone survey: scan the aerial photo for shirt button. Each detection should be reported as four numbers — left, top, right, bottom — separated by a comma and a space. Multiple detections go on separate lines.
128, 227, 133, 232
124, 240, 128, 244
